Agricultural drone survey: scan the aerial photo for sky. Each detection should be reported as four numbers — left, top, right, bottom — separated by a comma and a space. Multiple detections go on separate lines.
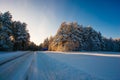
0, 0, 120, 45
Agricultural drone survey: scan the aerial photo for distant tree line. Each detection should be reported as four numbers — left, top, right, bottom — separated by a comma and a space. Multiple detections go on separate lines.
0, 11, 41, 51
40, 36, 53, 51
42, 22, 120, 52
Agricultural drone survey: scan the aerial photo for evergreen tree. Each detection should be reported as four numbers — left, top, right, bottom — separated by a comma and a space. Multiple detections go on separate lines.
41, 38, 49, 50
0, 11, 30, 51
49, 22, 119, 52
12, 21, 30, 50
0, 11, 14, 51
27, 41, 39, 51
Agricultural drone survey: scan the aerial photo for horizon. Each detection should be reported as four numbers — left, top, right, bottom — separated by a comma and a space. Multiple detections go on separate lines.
0, 0, 120, 45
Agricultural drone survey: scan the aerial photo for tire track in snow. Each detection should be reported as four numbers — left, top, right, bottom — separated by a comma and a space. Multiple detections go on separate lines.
0, 52, 33, 80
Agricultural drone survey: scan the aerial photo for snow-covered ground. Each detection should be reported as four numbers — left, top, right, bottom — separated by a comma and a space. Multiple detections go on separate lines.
0, 51, 120, 80
33, 52, 100, 80
0, 51, 34, 80
45, 51, 120, 80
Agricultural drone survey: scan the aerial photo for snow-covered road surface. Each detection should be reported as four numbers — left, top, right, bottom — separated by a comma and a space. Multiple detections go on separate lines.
0, 51, 120, 80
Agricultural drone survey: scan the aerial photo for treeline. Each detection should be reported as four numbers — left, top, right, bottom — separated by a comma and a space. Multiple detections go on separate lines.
0, 12, 120, 52
0, 11, 41, 51
42, 22, 120, 52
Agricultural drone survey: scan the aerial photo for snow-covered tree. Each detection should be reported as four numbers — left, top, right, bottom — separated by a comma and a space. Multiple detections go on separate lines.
0, 11, 30, 51
27, 41, 40, 51
0, 11, 14, 51
83, 26, 104, 51
49, 22, 81, 51
12, 21, 30, 50
41, 37, 49, 50
48, 22, 112, 51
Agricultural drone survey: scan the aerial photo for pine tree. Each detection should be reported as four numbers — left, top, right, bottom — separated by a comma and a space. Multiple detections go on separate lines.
42, 38, 49, 50
12, 21, 30, 50
0, 11, 14, 51
48, 22, 114, 52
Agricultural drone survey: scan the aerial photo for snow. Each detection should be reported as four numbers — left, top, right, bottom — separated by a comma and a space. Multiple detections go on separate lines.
34, 52, 100, 80
0, 51, 120, 80
0, 51, 30, 65
0, 51, 33, 80
45, 51, 120, 80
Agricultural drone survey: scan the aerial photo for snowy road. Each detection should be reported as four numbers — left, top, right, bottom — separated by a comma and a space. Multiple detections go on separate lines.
0, 51, 120, 80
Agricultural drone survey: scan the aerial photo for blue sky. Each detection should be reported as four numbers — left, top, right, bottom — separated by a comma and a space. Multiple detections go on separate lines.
0, 0, 120, 44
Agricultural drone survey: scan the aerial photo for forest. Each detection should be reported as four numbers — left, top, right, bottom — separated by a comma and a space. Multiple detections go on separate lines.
0, 11, 120, 52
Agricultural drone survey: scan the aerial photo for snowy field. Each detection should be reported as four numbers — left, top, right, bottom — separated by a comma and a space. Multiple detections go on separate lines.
0, 51, 120, 80
45, 51, 120, 80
